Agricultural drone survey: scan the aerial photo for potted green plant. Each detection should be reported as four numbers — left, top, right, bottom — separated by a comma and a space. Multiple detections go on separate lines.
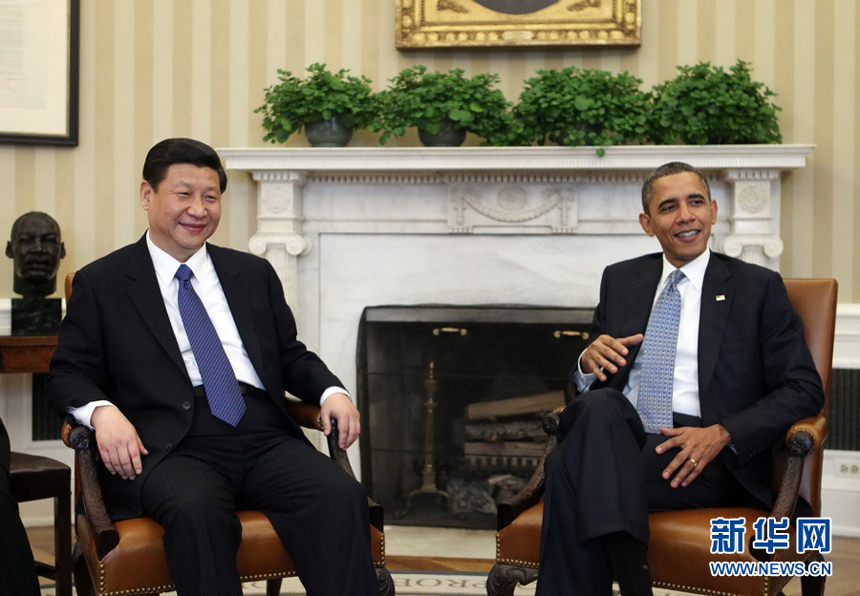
371, 66, 514, 146
255, 63, 376, 146
648, 60, 782, 144
512, 67, 651, 149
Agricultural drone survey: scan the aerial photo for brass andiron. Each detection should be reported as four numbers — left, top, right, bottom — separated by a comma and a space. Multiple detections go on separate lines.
400, 360, 452, 515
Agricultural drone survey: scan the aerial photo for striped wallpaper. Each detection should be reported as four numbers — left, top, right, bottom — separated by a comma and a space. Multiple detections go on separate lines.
1, 0, 858, 301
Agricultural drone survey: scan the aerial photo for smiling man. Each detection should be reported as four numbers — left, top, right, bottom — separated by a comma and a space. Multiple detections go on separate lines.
47, 138, 378, 596
534, 162, 824, 596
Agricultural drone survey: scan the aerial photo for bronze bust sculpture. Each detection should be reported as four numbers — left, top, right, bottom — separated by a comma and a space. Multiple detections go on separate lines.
6, 212, 66, 298
5, 212, 65, 335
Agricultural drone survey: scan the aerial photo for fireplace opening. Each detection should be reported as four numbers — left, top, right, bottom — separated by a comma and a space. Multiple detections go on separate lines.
356, 305, 592, 529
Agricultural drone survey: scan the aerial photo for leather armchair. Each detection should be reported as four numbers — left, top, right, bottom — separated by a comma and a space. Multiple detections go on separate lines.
60, 273, 394, 596
488, 278, 837, 596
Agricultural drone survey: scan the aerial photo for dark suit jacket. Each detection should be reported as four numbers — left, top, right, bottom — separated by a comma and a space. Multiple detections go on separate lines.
47, 235, 343, 520
572, 251, 824, 507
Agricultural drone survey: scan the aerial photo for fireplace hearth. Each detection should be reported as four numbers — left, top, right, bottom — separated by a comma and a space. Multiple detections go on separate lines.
357, 305, 591, 529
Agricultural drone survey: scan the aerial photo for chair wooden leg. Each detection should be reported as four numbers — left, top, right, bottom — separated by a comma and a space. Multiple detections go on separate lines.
486, 563, 538, 596
266, 578, 283, 596
376, 566, 394, 596
800, 552, 827, 596
54, 491, 73, 596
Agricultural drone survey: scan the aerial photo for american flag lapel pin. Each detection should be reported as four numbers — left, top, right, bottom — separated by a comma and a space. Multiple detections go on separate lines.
716, 294, 726, 302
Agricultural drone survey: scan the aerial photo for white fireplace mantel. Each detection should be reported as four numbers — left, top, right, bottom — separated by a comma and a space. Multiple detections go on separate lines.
221, 144, 814, 309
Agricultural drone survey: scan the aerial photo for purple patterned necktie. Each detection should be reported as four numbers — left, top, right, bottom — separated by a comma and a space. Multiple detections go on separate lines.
637, 269, 685, 433
175, 264, 246, 426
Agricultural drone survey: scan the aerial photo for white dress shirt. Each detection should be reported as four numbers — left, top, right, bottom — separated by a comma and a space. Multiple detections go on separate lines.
576, 249, 711, 418
70, 232, 347, 427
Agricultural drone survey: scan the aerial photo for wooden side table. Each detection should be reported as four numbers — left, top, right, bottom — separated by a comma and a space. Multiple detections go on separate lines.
0, 336, 58, 374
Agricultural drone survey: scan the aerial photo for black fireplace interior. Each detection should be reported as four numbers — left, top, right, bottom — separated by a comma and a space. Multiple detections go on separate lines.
357, 305, 592, 529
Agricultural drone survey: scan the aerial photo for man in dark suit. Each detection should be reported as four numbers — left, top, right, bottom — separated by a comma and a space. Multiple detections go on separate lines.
535, 162, 824, 596
0, 417, 41, 596
47, 138, 379, 596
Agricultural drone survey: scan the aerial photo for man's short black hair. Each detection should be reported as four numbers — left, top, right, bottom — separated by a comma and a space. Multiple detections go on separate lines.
142, 138, 227, 193
641, 162, 710, 213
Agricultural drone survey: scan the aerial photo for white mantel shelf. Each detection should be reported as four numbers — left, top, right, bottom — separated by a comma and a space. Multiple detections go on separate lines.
220, 144, 815, 173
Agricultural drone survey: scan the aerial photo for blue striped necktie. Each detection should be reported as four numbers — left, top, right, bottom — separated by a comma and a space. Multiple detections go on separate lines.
637, 269, 685, 433
175, 264, 246, 426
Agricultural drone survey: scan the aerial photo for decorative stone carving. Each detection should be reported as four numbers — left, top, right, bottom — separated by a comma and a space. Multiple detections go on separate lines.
722, 234, 784, 268
250, 171, 311, 307
448, 183, 577, 233
737, 184, 769, 214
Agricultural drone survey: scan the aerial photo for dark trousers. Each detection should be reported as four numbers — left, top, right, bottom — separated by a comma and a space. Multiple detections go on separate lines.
140, 393, 378, 596
0, 418, 41, 596
535, 389, 750, 596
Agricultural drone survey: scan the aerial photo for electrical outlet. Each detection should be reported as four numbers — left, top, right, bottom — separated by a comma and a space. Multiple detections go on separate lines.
834, 458, 860, 477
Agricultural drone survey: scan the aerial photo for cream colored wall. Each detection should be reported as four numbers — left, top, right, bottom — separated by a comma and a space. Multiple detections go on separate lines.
1, 0, 858, 300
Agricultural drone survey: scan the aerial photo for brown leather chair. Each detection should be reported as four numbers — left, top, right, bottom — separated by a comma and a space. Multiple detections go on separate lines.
9, 451, 72, 596
60, 273, 394, 596
488, 278, 837, 596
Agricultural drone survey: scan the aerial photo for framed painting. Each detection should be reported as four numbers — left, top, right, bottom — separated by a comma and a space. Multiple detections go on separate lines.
0, 0, 80, 146
396, 0, 641, 49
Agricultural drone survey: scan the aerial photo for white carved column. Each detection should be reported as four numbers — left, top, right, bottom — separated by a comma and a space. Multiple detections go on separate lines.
720, 169, 784, 269
248, 171, 312, 308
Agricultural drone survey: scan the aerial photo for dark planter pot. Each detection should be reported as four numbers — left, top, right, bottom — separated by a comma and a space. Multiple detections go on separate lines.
418, 119, 467, 147
305, 115, 353, 147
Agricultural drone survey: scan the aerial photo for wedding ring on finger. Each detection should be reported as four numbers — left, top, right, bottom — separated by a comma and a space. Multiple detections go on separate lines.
688, 457, 698, 467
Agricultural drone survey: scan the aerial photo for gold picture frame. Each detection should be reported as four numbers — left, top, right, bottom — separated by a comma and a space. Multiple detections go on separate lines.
396, 0, 640, 49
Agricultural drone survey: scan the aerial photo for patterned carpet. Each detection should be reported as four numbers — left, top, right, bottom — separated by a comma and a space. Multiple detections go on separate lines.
41, 572, 696, 595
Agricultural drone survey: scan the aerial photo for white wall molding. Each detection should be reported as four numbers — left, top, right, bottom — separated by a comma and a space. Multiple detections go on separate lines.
835, 304, 860, 369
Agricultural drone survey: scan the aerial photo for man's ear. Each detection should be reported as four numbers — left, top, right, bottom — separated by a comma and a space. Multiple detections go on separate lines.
710, 199, 718, 224
59, 242, 67, 259
639, 212, 654, 237
140, 181, 153, 210
5, 241, 13, 259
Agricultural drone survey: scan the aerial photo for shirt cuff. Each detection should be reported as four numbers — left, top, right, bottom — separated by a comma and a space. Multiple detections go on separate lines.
319, 387, 350, 406
67, 400, 115, 429
574, 350, 597, 393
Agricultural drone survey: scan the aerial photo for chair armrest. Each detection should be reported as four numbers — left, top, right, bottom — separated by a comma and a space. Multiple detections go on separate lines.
496, 408, 562, 530
61, 418, 120, 558
770, 414, 828, 521
282, 400, 385, 532
283, 399, 324, 431
786, 415, 828, 456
